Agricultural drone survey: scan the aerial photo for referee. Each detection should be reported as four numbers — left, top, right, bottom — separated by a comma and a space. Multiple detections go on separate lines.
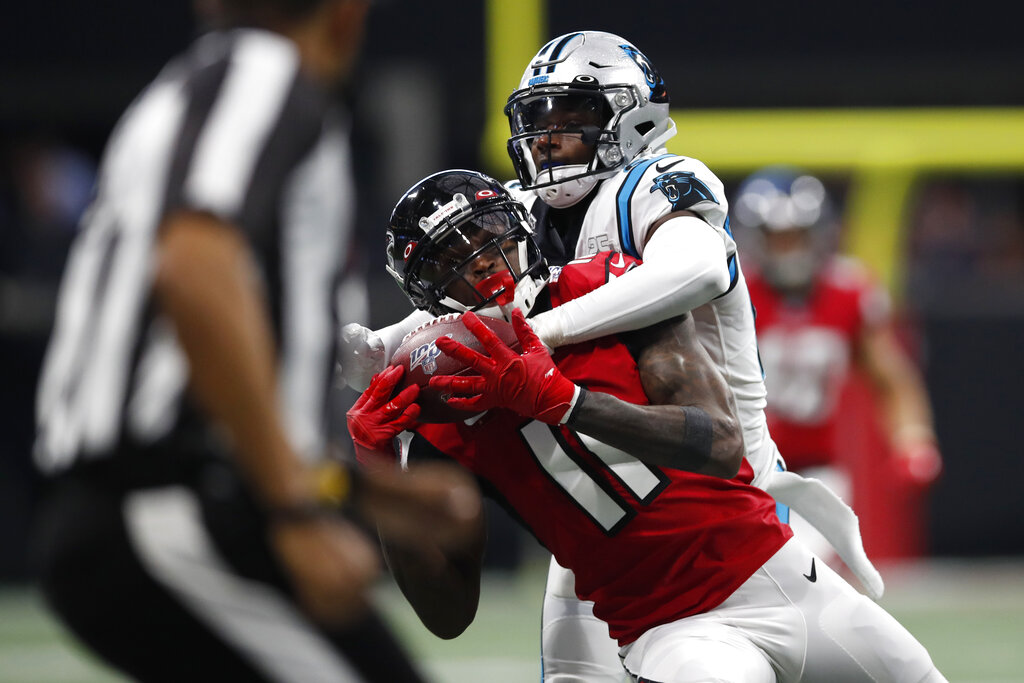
30, 1, 479, 680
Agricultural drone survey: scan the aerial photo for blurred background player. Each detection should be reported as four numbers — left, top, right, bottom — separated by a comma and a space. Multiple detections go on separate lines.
29, 0, 479, 681
348, 169, 947, 683
734, 166, 943, 564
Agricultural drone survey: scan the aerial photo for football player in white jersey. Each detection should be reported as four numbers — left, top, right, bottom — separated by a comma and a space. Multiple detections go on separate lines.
339, 31, 882, 682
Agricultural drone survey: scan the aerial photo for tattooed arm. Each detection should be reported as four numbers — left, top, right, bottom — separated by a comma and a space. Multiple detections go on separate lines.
565, 313, 744, 478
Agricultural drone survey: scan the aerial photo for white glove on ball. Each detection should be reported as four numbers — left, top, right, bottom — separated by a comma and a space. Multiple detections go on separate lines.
336, 323, 387, 392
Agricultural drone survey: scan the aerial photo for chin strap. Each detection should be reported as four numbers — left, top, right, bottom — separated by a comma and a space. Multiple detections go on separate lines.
529, 217, 731, 348
533, 165, 600, 209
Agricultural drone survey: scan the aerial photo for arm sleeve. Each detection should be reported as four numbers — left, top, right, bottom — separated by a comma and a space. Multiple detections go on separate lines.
379, 308, 437, 361
530, 216, 731, 348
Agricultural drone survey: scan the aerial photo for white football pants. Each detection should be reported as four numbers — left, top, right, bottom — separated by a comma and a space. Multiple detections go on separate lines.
544, 539, 945, 683
542, 556, 628, 683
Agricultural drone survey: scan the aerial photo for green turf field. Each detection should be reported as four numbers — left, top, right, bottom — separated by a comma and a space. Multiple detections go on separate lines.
2, 557, 1022, 682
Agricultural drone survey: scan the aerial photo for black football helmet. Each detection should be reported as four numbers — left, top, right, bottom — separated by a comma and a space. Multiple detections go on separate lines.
386, 170, 547, 319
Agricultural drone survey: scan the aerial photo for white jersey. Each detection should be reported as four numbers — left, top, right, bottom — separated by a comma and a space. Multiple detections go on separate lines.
510, 151, 780, 486
516, 152, 888, 683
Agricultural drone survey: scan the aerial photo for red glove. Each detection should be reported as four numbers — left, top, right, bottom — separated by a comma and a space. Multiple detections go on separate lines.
429, 310, 580, 425
892, 438, 942, 487
346, 365, 420, 463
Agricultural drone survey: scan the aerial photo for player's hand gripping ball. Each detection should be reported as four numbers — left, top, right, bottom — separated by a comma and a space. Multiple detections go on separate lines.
389, 313, 521, 423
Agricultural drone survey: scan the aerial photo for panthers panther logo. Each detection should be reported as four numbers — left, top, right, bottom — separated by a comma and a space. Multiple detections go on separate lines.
618, 44, 669, 103
650, 171, 718, 211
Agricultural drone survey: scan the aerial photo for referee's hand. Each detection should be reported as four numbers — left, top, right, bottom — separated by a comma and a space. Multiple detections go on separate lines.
267, 461, 481, 627
359, 461, 483, 553
271, 516, 380, 627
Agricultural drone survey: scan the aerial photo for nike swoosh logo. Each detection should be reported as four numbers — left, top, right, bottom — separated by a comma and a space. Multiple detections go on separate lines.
803, 558, 817, 583
655, 159, 685, 173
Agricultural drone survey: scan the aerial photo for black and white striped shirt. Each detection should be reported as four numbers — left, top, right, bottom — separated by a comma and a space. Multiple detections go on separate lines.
35, 28, 353, 474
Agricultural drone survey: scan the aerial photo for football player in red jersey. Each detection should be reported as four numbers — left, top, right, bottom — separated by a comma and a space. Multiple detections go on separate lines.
347, 170, 947, 682
736, 167, 942, 563
340, 33, 891, 683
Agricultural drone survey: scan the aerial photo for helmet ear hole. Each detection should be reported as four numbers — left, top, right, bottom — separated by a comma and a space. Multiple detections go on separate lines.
634, 121, 655, 136
596, 145, 623, 167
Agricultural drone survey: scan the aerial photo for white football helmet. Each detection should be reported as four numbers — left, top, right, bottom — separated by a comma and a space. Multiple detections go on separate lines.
505, 31, 676, 208
732, 166, 838, 291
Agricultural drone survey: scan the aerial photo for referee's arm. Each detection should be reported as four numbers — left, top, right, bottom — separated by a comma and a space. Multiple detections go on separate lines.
154, 209, 381, 625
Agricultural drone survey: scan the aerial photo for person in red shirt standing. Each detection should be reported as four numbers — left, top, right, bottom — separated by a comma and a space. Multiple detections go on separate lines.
736, 167, 943, 563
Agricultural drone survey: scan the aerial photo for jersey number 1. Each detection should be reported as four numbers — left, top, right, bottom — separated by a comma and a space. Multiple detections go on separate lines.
519, 422, 669, 536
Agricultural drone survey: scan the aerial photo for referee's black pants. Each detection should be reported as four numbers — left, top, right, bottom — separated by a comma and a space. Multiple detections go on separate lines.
32, 453, 427, 683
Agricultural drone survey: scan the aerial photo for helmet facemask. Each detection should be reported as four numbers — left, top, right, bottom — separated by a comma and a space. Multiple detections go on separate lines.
391, 190, 547, 321
505, 31, 676, 208
506, 83, 623, 207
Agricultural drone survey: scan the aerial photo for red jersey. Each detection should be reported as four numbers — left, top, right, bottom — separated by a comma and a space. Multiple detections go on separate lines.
746, 256, 890, 469
410, 252, 792, 645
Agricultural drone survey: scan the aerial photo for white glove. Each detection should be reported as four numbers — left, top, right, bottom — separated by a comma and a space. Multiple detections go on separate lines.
336, 323, 387, 392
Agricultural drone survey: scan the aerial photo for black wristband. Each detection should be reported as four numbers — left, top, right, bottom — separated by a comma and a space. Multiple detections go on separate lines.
680, 406, 714, 461
267, 501, 339, 525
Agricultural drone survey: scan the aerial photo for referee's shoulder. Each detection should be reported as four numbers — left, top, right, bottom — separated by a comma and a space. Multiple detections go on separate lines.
178, 28, 328, 114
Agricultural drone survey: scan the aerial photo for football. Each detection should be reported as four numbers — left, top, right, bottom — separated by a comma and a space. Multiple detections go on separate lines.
389, 313, 521, 423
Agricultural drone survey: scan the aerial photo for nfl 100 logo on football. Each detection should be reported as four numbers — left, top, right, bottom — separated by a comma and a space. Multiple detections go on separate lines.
410, 341, 443, 375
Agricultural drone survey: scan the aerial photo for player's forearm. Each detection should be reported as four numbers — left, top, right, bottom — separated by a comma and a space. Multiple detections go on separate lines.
878, 370, 941, 482
882, 378, 936, 446
155, 212, 315, 509
379, 308, 436, 360
567, 391, 741, 477
878, 360, 935, 445
861, 327, 937, 444
380, 521, 484, 639
625, 313, 745, 476
530, 217, 730, 348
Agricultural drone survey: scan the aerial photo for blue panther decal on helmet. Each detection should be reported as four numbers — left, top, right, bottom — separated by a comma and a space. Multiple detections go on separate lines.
650, 170, 719, 211
618, 44, 669, 103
